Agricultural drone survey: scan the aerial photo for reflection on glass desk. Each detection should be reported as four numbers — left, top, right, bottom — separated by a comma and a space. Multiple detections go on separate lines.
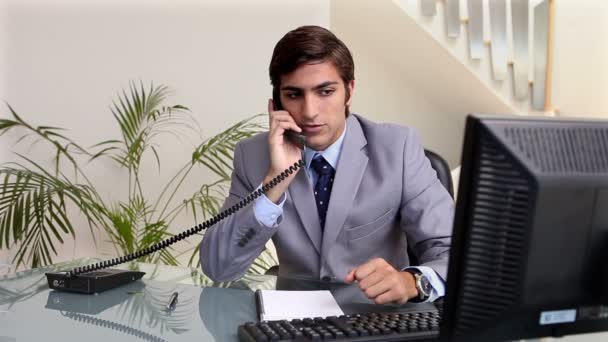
0, 258, 434, 342
1, 258, 606, 342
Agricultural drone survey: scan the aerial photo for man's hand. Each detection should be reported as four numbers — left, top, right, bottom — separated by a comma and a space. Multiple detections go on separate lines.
345, 258, 419, 305
263, 99, 303, 203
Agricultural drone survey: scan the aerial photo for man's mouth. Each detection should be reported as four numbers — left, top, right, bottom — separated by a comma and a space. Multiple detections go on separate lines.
301, 124, 324, 134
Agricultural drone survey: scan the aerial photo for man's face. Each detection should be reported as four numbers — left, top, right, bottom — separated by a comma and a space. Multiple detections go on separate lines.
279, 61, 355, 151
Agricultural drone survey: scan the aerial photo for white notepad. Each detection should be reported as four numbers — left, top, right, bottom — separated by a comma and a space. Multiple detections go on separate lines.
255, 290, 344, 321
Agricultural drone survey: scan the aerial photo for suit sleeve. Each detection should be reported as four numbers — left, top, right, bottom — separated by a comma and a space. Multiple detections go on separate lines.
200, 142, 279, 282
399, 128, 454, 281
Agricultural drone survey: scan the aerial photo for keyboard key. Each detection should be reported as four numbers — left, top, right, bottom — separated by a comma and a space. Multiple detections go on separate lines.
321, 331, 333, 339
356, 327, 370, 336
333, 330, 345, 339
303, 330, 321, 341
278, 332, 292, 340
345, 329, 358, 338
397, 326, 409, 333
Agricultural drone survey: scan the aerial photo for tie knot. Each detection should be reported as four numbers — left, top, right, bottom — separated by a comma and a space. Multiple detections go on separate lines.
311, 156, 333, 176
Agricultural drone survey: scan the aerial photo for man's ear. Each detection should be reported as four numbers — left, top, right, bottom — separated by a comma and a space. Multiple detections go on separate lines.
345, 80, 355, 107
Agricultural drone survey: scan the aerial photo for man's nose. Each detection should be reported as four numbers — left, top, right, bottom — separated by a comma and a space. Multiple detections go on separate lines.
301, 95, 318, 118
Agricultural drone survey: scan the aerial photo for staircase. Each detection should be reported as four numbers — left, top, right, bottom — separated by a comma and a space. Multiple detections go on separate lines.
395, 0, 554, 115
330, 0, 556, 166
331, 0, 554, 117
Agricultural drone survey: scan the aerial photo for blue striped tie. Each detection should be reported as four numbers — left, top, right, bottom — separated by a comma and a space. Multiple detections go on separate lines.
310, 156, 335, 230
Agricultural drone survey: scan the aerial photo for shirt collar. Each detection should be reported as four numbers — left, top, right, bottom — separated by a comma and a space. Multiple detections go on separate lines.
304, 123, 347, 171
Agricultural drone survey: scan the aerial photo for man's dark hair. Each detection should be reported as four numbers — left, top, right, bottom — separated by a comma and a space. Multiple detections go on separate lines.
269, 26, 355, 114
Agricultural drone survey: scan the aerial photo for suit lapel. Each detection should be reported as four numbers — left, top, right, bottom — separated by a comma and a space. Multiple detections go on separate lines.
289, 167, 322, 255
321, 115, 368, 258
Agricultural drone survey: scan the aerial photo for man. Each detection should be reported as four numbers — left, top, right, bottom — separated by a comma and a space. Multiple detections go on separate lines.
201, 26, 454, 304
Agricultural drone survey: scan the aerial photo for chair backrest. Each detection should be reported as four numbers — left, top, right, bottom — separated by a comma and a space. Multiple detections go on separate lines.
424, 149, 454, 198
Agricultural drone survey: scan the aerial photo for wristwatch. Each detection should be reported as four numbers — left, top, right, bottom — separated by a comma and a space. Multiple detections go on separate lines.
404, 269, 431, 302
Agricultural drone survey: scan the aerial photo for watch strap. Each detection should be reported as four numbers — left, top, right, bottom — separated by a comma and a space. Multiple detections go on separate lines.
403, 269, 428, 302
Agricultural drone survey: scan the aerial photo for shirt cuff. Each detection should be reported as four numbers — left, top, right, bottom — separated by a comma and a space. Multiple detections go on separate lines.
403, 266, 445, 303
253, 183, 286, 228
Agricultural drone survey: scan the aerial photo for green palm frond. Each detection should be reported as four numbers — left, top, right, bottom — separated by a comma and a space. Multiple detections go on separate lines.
93, 82, 192, 172
106, 196, 177, 265
184, 181, 227, 225
153, 113, 266, 223
1, 103, 92, 179
191, 114, 265, 179
0, 161, 106, 269
181, 181, 228, 267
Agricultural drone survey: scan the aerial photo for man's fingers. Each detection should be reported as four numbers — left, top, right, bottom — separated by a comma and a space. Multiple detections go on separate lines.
345, 269, 356, 283
270, 111, 293, 121
374, 289, 408, 305
273, 118, 301, 131
353, 258, 386, 281
358, 270, 384, 291
350, 258, 413, 304
270, 112, 300, 130
275, 121, 301, 134
268, 121, 302, 144
364, 279, 393, 299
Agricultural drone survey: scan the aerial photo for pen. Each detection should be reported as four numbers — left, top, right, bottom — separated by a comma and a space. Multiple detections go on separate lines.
255, 289, 265, 321
166, 291, 178, 311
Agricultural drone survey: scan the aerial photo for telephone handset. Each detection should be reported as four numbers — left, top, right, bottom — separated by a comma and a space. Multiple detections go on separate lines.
46, 90, 307, 294
273, 88, 306, 149
285, 130, 306, 149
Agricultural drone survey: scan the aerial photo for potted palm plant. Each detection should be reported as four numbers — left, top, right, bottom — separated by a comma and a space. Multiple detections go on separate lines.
0, 81, 277, 274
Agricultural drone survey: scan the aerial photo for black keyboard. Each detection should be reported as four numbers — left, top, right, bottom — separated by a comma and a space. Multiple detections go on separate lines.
238, 310, 441, 341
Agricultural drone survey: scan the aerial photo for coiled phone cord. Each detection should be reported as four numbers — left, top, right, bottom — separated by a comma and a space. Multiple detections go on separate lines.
66, 160, 305, 277
62, 311, 168, 342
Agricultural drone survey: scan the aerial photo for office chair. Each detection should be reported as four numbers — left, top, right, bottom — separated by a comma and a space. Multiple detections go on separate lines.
264, 149, 453, 276
424, 149, 454, 198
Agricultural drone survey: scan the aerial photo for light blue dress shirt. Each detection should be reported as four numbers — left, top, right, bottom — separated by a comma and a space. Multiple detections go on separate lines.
252, 125, 445, 302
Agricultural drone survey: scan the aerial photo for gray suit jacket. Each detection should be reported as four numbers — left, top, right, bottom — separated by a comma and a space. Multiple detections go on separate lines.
200, 114, 454, 282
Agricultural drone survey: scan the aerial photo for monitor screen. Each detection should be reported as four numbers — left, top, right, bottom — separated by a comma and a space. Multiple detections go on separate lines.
440, 114, 608, 341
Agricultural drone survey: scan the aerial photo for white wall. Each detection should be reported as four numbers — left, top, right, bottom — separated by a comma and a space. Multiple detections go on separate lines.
552, 0, 608, 118
0, 0, 329, 269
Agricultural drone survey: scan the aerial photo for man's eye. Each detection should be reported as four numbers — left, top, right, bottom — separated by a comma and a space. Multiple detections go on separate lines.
320, 89, 335, 96
286, 93, 300, 99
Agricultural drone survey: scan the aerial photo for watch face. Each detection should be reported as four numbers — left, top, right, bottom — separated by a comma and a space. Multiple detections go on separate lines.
419, 275, 432, 296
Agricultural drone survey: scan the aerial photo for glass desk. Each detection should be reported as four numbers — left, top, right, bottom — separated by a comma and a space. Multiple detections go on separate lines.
0, 258, 437, 342
1, 258, 606, 342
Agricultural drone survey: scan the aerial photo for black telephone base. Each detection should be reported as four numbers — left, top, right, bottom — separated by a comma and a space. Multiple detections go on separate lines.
46, 269, 145, 294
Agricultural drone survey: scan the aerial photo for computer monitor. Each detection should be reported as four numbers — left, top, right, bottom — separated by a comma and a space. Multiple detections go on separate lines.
440, 114, 608, 341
